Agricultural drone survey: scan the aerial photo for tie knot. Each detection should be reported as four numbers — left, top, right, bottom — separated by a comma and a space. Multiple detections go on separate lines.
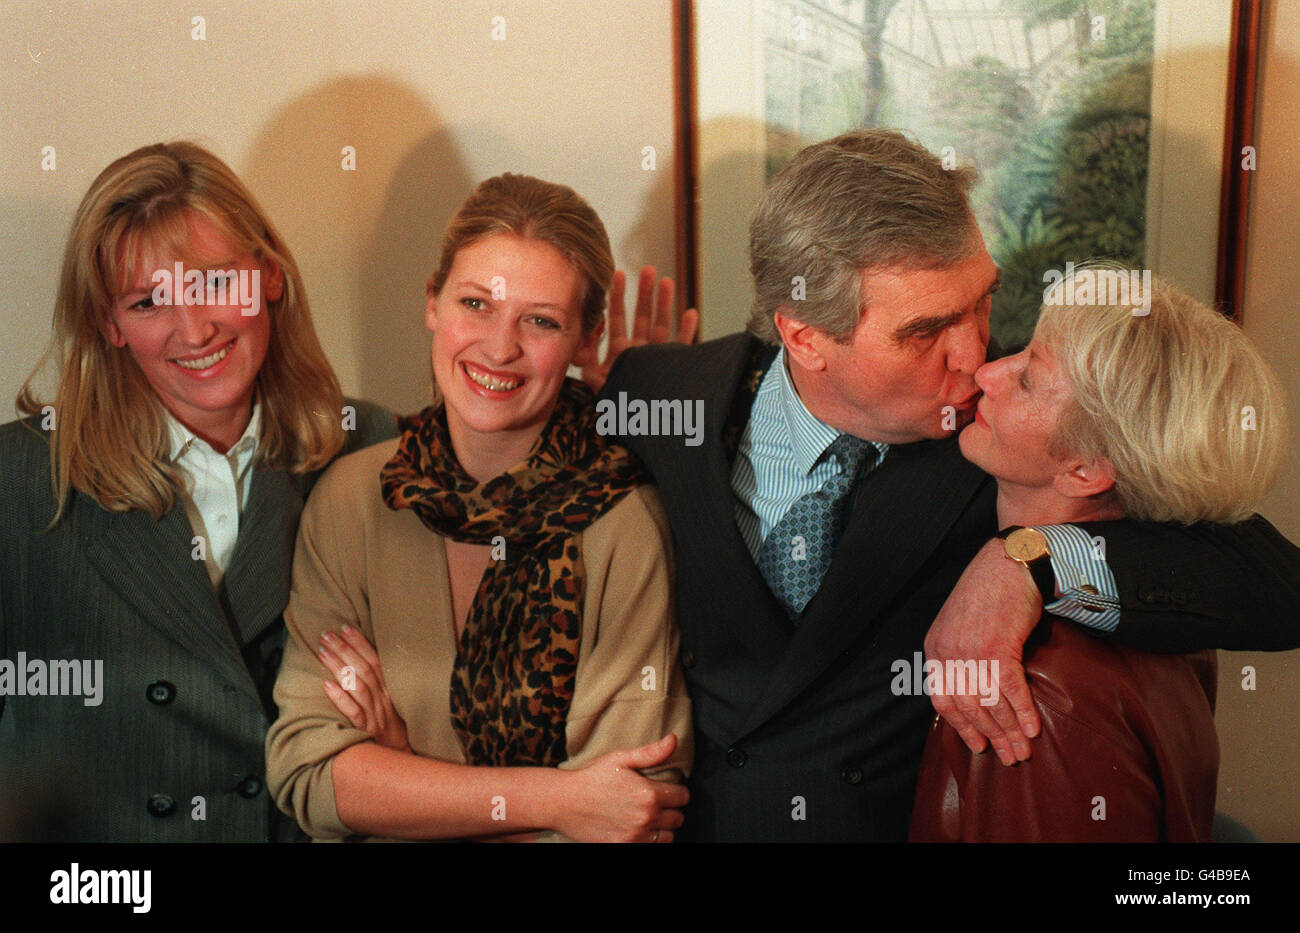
827, 434, 873, 477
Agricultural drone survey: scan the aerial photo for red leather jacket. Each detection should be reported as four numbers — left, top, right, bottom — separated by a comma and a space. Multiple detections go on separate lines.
910, 616, 1218, 842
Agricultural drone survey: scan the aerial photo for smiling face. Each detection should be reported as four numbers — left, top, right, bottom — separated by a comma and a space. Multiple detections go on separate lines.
426, 234, 599, 474
784, 234, 1000, 444
103, 212, 281, 452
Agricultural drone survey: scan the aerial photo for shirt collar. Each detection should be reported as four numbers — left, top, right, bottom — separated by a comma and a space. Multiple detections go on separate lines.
772, 347, 843, 476
165, 402, 262, 463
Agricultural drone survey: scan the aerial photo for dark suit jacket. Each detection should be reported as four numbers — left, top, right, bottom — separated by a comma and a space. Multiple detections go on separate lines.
0, 400, 395, 842
605, 333, 1300, 842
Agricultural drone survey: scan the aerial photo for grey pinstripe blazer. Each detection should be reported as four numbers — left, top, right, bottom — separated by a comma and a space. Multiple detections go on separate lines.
0, 400, 395, 842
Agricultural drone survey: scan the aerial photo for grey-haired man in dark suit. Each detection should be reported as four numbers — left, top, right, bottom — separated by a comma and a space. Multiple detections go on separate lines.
602, 129, 1300, 842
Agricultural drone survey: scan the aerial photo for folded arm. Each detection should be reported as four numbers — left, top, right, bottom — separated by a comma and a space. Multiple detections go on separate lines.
536, 487, 695, 841
925, 514, 1300, 763
265, 469, 688, 842
315, 623, 687, 842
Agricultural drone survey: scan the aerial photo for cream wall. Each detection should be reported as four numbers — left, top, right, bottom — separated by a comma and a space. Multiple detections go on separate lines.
1146, 0, 1230, 301
1219, 0, 1300, 843
0, 0, 679, 414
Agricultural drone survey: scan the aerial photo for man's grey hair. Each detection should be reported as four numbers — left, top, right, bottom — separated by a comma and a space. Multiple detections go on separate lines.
748, 129, 979, 344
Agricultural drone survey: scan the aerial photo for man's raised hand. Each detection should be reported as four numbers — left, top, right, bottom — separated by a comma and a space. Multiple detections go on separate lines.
581, 266, 699, 394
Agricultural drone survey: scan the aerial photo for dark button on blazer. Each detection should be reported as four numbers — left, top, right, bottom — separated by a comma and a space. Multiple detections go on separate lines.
0, 400, 395, 842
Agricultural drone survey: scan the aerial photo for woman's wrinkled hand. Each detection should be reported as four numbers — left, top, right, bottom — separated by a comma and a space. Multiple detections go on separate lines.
553, 734, 689, 843
319, 625, 412, 754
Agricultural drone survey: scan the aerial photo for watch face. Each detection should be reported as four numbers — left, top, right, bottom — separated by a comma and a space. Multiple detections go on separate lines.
1005, 528, 1050, 562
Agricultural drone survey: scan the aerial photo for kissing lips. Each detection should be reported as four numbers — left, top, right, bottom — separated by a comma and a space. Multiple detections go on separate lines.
954, 389, 982, 410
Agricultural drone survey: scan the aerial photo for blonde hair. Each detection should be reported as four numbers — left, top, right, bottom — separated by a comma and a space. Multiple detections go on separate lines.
1036, 263, 1286, 523
18, 141, 345, 522
747, 129, 978, 344
429, 173, 613, 334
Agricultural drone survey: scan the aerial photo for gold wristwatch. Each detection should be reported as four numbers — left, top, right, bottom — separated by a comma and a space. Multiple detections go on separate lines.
997, 526, 1057, 603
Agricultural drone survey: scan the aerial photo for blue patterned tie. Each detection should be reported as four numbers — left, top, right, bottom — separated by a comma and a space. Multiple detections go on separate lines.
757, 434, 877, 620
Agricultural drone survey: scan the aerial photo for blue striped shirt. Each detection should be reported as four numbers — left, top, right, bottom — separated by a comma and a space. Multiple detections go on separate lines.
730, 348, 888, 557
1036, 524, 1121, 631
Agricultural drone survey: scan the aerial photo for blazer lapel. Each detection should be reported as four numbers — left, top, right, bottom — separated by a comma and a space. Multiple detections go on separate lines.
736, 437, 989, 737
83, 498, 257, 698
686, 337, 794, 659
223, 465, 306, 647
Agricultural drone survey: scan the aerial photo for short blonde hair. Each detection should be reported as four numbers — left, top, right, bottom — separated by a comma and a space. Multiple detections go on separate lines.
1037, 264, 1286, 523
747, 129, 978, 344
18, 141, 345, 521
430, 173, 613, 334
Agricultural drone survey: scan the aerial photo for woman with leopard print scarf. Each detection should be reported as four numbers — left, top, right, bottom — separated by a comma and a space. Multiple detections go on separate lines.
266, 174, 694, 842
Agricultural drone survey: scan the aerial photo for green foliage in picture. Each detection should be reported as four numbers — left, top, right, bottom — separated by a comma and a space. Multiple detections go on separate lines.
985, 0, 1155, 349
759, 0, 1156, 350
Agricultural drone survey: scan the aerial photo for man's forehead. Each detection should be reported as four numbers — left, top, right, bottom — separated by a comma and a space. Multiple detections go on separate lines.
862, 259, 1000, 326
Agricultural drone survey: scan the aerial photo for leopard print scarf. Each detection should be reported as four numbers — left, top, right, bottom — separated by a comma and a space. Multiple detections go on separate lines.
380, 378, 647, 767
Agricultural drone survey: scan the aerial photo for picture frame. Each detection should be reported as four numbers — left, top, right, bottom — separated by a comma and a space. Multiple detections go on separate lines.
683, 0, 1256, 340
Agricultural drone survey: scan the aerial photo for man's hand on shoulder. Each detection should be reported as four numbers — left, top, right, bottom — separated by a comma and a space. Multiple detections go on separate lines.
924, 538, 1043, 766
581, 266, 699, 395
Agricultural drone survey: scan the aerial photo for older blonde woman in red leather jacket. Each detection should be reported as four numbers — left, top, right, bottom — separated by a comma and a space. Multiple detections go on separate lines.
911, 266, 1287, 842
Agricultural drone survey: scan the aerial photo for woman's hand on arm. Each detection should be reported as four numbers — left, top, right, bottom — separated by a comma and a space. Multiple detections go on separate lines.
330, 733, 687, 842
551, 734, 688, 843
319, 625, 411, 754
316, 624, 688, 842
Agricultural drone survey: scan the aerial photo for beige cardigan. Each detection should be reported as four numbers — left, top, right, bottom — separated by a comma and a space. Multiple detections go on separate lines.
265, 439, 693, 840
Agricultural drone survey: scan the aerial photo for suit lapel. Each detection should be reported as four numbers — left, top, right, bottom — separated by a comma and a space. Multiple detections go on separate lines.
736, 436, 989, 737
223, 465, 305, 646
83, 497, 258, 699
686, 337, 794, 659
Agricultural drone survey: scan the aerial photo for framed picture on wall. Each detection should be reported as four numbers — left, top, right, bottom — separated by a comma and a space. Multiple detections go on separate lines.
685, 0, 1257, 343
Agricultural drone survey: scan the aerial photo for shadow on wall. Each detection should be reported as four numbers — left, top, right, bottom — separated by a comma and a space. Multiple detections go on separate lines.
3, 189, 80, 413
694, 116, 772, 338
242, 76, 472, 415
618, 146, 687, 329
